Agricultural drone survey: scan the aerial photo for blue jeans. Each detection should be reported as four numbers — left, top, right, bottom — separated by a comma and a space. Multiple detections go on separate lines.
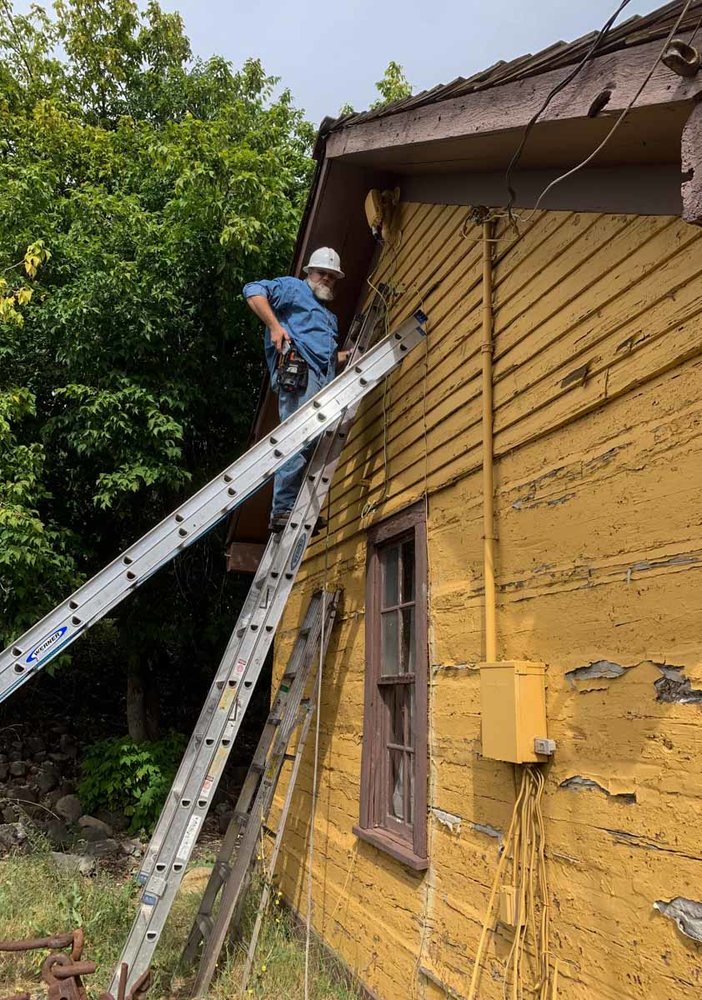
271, 366, 334, 515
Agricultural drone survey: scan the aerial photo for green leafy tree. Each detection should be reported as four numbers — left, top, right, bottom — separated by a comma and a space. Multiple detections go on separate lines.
339, 60, 412, 116
0, 0, 314, 736
370, 60, 411, 109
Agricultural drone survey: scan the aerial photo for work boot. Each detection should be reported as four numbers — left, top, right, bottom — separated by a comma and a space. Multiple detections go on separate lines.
268, 511, 291, 533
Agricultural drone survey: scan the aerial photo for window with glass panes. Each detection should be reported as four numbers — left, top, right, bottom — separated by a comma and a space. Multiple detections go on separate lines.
355, 504, 428, 869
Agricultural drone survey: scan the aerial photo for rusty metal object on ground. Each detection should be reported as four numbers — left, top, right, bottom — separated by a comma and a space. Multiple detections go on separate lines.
0, 931, 150, 1000
0, 933, 76, 953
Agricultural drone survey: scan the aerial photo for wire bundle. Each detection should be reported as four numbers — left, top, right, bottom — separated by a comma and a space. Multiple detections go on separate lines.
468, 765, 552, 1000
501, 767, 550, 1000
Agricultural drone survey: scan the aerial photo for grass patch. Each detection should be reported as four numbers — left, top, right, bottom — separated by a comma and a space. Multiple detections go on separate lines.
0, 850, 360, 1000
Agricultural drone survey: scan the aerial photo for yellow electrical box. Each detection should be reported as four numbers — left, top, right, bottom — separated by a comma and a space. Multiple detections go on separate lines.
479, 661, 548, 763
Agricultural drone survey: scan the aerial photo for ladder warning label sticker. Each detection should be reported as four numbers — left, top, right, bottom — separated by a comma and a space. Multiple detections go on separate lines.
221, 686, 236, 711
200, 774, 215, 799
177, 815, 202, 861
234, 657, 247, 677
210, 746, 228, 776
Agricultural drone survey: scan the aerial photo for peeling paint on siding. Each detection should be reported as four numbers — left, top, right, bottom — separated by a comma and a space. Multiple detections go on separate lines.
565, 659, 627, 686
565, 659, 702, 703
559, 775, 637, 803
626, 553, 699, 582
654, 898, 702, 942
431, 808, 462, 833
654, 665, 702, 704
470, 822, 503, 845
432, 662, 474, 674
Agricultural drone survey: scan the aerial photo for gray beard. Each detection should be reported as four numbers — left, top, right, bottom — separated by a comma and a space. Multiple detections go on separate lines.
306, 278, 334, 302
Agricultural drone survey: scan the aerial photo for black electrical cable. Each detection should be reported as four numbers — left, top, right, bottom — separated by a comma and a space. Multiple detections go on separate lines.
504, 0, 634, 217
531, 0, 696, 214
688, 5, 702, 42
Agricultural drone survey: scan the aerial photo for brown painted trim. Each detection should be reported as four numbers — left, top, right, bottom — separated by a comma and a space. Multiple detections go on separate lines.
682, 102, 702, 226
225, 541, 265, 573
292, 154, 331, 276
352, 824, 428, 871
326, 38, 702, 160
366, 500, 426, 545
401, 164, 682, 217
359, 499, 429, 865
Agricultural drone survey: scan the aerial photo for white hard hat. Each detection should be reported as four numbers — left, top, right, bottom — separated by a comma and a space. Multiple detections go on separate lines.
303, 247, 344, 279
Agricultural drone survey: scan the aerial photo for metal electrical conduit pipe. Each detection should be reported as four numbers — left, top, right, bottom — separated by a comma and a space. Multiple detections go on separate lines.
481, 219, 497, 662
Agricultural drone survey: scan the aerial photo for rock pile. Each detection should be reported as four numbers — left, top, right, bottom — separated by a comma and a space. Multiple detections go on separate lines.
0, 722, 143, 871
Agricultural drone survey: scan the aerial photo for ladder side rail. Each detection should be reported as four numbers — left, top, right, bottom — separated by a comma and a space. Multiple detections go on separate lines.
179, 593, 326, 965
137, 541, 284, 878
110, 311, 426, 992
240, 698, 316, 991
0, 312, 426, 703
192, 593, 340, 997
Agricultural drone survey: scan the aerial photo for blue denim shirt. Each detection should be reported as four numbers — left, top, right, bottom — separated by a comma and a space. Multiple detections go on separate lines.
243, 276, 338, 380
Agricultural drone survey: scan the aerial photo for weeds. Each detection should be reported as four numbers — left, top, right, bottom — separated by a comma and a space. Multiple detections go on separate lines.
0, 850, 360, 1000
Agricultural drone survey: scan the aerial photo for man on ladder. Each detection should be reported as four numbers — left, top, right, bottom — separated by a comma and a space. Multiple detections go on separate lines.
243, 247, 348, 532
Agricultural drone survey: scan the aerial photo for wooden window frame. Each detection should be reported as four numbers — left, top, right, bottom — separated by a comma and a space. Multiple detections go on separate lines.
354, 502, 428, 871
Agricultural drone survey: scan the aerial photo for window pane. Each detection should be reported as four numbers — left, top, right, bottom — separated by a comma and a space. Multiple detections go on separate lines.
389, 750, 404, 821
383, 686, 405, 747
401, 538, 415, 602
381, 546, 399, 607
381, 611, 399, 675
400, 606, 415, 674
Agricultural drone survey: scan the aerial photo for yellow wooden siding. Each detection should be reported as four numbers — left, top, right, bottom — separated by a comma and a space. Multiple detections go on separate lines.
269, 203, 702, 1000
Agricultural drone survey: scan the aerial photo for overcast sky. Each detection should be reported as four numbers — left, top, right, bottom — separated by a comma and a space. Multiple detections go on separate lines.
154, 0, 664, 123
17, 0, 666, 123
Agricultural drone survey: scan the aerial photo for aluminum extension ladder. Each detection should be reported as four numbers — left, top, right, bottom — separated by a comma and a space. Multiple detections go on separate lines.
106, 303, 427, 993
0, 306, 426, 704
182, 588, 341, 996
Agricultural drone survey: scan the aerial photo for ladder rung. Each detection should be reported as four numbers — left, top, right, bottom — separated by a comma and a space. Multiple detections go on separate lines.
283, 752, 296, 762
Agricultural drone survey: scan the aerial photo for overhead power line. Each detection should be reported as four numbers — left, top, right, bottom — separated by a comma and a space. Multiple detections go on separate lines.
532, 0, 696, 214
504, 0, 635, 216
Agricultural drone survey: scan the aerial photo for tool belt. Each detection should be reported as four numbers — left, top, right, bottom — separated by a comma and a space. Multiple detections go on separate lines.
277, 342, 309, 393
